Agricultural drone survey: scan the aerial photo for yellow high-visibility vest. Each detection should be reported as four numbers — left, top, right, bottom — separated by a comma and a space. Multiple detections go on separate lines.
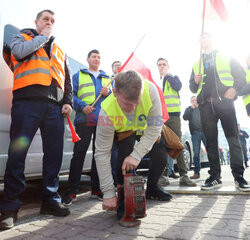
163, 80, 181, 113
243, 69, 250, 116
77, 72, 110, 104
101, 80, 152, 133
193, 53, 234, 96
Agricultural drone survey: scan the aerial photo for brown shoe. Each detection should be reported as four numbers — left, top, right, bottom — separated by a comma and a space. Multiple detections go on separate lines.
190, 174, 200, 179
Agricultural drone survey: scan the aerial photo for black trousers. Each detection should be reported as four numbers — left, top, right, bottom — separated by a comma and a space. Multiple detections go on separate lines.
199, 98, 244, 179
68, 123, 100, 192
116, 133, 167, 189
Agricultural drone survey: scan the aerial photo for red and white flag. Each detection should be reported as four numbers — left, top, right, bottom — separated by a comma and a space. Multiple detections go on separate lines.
119, 52, 169, 124
202, 0, 228, 21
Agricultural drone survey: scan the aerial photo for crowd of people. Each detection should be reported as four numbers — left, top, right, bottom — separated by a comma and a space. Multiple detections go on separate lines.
0, 9, 249, 230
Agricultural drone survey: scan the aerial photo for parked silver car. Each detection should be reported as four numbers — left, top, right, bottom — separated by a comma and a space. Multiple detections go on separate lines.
181, 131, 208, 171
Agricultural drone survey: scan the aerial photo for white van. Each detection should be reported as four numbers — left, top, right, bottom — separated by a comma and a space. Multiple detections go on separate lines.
0, 14, 91, 182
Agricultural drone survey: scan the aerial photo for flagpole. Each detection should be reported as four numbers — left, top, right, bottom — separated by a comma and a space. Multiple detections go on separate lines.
199, 0, 206, 74
133, 34, 146, 53
90, 77, 115, 107
91, 35, 146, 107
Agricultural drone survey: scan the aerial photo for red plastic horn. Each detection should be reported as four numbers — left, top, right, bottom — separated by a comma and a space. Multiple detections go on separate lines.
66, 117, 81, 143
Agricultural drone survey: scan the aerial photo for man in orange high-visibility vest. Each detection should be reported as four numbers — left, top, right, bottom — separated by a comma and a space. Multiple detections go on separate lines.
0, 10, 72, 230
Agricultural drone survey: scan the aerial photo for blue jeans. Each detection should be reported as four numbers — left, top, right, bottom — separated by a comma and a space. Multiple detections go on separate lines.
0, 100, 64, 212
168, 156, 174, 175
191, 130, 206, 175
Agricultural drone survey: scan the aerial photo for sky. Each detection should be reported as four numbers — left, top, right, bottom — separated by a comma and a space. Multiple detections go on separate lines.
0, 0, 249, 129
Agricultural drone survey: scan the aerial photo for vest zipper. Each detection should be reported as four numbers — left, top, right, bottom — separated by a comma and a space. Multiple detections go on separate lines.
211, 97, 216, 115
212, 52, 221, 101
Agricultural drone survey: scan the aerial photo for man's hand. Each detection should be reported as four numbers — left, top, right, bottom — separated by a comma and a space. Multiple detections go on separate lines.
102, 197, 117, 211
122, 156, 140, 175
162, 68, 168, 77
100, 86, 109, 97
191, 103, 198, 109
224, 87, 236, 99
41, 26, 52, 38
82, 105, 95, 115
194, 74, 202, 84
61, 104, 72, 117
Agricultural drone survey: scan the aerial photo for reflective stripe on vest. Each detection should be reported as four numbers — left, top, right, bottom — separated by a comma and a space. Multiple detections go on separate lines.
193, 53, 234, 96
101, 80, 152, 133
243, 70, 250, 108
163, 80, 181, 113
50, 43, 65, 87
11, 33, 65, 91
77, 72, 110, 105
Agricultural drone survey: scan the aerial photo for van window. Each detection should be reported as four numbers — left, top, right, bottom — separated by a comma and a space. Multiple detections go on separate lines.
3, 24, 19, 71
68, 56, 86, 77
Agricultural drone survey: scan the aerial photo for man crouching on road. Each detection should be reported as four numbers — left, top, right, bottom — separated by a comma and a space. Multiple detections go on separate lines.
95, 70, 172, 220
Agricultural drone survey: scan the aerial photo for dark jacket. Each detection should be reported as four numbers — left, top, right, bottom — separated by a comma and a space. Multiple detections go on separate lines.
239, 130, 249, 147
183, 106, 203, 134
11, 28, 73, 106
189, 51, 246, 105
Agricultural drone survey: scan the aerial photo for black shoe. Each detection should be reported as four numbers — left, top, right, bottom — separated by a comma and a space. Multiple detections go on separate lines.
0, 211, 18, 230
40, 202, 70, 216
91, 189, 103, 201
146, 186, 173, 201
116, 187, 125, 220
235, 177, 250, 192
201, 176, 222, 190
62, 190, 77, 206
117, 201, 125, 220
169, 172, 179, 179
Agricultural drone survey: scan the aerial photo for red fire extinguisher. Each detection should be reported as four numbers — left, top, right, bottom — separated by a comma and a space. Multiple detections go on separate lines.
117, 171, 146, 227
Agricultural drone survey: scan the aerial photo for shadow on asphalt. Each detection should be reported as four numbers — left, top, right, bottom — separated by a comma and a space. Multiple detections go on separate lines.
157, 195, 219, 239
0, 175, 92, 206
203, 196, 248, 239
3, 197, 110, 239
155, 195, 249, 240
